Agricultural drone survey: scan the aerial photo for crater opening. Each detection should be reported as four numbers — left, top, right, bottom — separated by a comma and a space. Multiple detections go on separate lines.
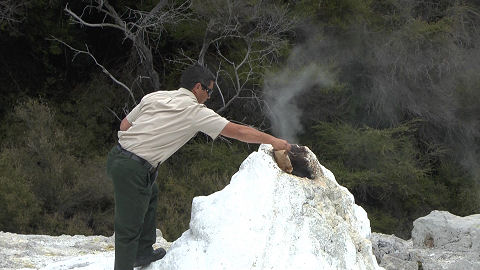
288, 144, 315, 179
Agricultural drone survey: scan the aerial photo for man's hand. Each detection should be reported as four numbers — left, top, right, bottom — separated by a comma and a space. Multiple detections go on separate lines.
272, 138, 291, 151
220, 122, 292, 150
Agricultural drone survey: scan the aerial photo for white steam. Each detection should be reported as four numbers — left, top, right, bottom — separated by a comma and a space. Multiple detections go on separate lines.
264, 52, 333, 143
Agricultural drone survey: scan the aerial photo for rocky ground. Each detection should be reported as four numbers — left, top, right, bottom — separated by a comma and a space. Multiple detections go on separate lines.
1, 145, 479, 270
1, 145, 381, 270
3, 210, 479, 270
371, 211, 480, 270
0, 229, 170, 270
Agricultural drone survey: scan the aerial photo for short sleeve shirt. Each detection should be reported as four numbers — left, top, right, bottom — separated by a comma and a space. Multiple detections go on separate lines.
118, 88, 229, 166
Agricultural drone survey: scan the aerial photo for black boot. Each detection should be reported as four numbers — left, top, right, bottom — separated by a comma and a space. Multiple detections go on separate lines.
134, 248, 167, 267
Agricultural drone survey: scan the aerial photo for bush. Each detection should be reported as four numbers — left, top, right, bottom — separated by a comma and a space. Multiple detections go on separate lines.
302, 121, 447, 238
55, 74, 127, 159
0, 97, 255, 239
0, 170, 40, 232
433, 161, 480, 215
0, 98, 114, 236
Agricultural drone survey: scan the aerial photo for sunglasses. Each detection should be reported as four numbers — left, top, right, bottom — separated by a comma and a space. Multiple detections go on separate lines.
201, 84, 214, 97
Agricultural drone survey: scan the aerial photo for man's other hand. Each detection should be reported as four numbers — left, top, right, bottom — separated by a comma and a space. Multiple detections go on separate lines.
120, 117, 132, 131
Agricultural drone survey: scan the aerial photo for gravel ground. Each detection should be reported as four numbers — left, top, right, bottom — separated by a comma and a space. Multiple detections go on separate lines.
0, 230, 171, 270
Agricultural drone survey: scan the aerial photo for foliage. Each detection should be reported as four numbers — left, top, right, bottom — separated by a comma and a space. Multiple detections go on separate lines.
285, 0, 480, 237
302, 121, 479, 238
0, 172, 40, 232
55, 74, 126, 158
0, 0, 478, 241
0, 99, 114, 235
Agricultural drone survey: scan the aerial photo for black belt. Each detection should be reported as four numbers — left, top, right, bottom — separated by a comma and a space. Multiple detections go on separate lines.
116, 144, 158, 173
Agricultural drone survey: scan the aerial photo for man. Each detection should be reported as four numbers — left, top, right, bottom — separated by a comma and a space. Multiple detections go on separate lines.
106, 64, 290, 269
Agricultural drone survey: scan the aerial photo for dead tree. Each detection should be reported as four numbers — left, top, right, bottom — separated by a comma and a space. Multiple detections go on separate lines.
64, 0, 191, 92
51, 37, 136, 107
0, 0, 27, 25
62, 0, 295, 123
173, 0, 296, 114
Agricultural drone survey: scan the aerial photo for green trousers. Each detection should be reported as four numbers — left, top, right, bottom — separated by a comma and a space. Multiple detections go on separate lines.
106, 146, 159, 270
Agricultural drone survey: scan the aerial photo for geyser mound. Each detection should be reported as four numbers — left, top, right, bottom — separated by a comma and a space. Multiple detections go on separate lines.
153, 144, 381, 270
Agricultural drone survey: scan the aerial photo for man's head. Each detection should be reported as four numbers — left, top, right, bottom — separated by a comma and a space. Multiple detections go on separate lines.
180, 64, 215, 104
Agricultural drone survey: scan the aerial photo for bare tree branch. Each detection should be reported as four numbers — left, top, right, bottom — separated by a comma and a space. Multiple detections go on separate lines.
0, 0, 27, 25
65, 4, 125, 31
50, 36, 137, 105
189, 0, 297, 115
64, 0, 192, 92
105, 105, 122, 121
215, 62, 226, 107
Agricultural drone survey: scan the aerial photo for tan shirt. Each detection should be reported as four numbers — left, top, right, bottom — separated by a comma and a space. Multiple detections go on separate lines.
118, 88, 229, 167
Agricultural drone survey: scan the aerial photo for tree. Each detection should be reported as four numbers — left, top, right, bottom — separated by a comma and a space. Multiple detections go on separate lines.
0, 0, 27, 26
177, 0, 296, 115
60, 0, 191, 104
60, 0, 296, 123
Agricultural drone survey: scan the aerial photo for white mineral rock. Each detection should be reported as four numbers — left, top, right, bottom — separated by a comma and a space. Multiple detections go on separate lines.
6, 144, 382, 270
154, 144, 381, 270
0, 229, 169, 270
371, 210, 480, 270
412, 210, 480, 252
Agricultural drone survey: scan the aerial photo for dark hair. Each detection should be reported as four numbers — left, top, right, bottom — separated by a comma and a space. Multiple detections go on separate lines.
180, 63, 215, 90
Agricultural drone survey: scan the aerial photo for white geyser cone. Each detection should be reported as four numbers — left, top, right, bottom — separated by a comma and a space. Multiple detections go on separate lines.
154, 144, 382, 270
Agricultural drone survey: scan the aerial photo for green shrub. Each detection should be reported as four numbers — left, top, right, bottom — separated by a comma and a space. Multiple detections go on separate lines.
302, 121, 446, 238
55, 74, 126, 159
0, 171, 40, 232
433, 161, 480, 215
0, 98, 114, 235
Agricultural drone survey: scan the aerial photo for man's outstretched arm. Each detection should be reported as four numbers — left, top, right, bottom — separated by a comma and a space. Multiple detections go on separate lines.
220, 122, 290, 151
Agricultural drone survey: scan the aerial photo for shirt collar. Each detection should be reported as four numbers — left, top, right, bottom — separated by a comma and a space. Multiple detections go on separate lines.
178, 87, 198, 103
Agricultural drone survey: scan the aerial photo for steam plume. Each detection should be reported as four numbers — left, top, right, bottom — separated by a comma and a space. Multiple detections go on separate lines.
263, 2, 480, 180
264, 42, 333, 143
